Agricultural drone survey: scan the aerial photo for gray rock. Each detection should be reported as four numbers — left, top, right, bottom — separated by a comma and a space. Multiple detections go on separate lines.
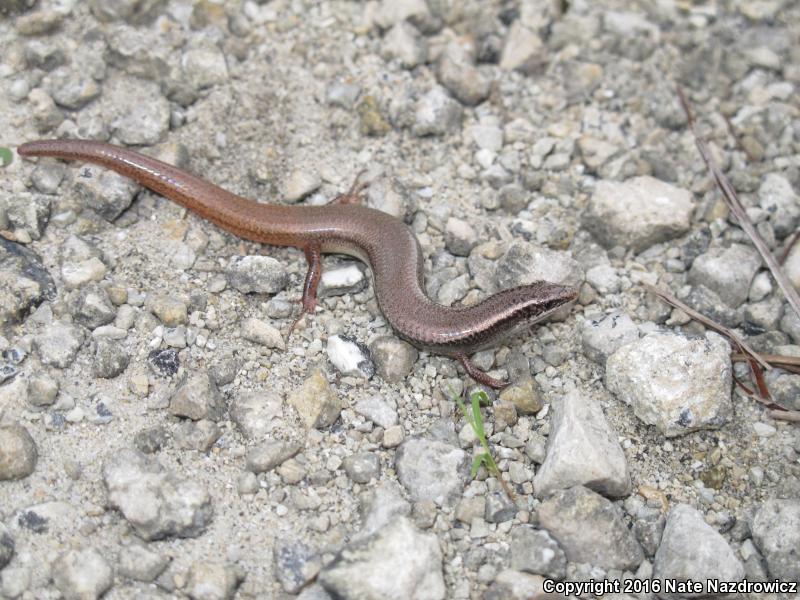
326, 335, 374, 379
283, 168, 321, 203
751, 498, 800, 581
0, 238, 56, 326
52, 546, 113, 600
15, 9, 64, 35
382, 21, 427, 68
288, 368, 342, 429
246, 440, 302, 473
372, 0, 435, 31
354, 395, 398, 429
606, 332, 732, 437
534, 389, 631, 498
743, 295, 783, 332
0, 192, 51, 240
319, 517, 445, 600
73, 162, 139, 221
211, 356, 241, 386
783, 241, 800, 289
274, 539, 321, 594
30, 160, 66, 194
436, 38, 491, 106
226, 255, 287, 294
585, 263, 620, 294
582, 176, 694, 253
29, 88, 64, 132
494, 241, 584, 292
48, 65, 101, 109
343, 452, 381, 484
0, 522, 13, 569
500, 23, 547, 74
74, 284, 116, 329
395, 437, 468, 506
581, 311, 639, 365
175, 419, 221, 452
780, 306, 800, 344
106, 26, 170, 80
484, 491, 517, 523
297, 583, 334, 600
34, 323, 84, 368
326, 81, 361, 108
237, 471, 258, 495
683, 284, 740, 327
499, 184, 528, 214
185, 561, 242, 600
133, 426, 169, 454
319, 263, 367, 297
168, 372, 225, 421
241, 317, 285, 350
93, 339, 130, 378
437, 273, 469, 306
24, 39, 68, 71
537, 486, 644, 571
763, 369, 800, 411
469, 123, 504, 152
145, 294, 187, 327
181, 44, 229, 90
118, 544, 169, 582
27, 374, 59, 407
510, 525, 566, 579
113, 81, 170, 146
0, 566, 29, 599
103, 448, 213, 540
759, 173, 799, 238
499, 373, 544, 416
89, 0, 162, 23
653, 504, 744, 597
444, 217, 478, 257
230, 390, 283, 440
357, 481, 412, 540
626, 497, 666, 557
61, 257, 107, 290
411, 86, 462, 137
485, 570, 550, 600
688, 244, 762, 308
578, 136, 622, 173
0, 424, 37, 481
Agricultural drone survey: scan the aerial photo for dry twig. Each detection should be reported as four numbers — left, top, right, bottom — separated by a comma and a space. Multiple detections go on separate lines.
644, 284, 777, 405
644, 284, 769, 369
769, 410, 800, 423
676, 88, 800, 321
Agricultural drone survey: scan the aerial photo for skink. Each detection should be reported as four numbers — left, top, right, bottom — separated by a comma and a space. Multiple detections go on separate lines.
17, 140, 578, 388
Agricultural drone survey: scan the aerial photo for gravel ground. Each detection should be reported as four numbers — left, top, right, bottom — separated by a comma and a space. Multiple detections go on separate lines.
1, 0, 799, 599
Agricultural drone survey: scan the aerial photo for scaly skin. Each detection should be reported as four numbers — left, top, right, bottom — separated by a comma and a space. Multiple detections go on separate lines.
17, 139, 578, 387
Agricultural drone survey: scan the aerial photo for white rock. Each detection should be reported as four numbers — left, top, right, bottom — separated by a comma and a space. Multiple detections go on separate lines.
582, 176, 694, 253
606, 332, 732, 437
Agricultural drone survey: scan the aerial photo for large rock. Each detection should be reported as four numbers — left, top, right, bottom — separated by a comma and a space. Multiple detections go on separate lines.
751, 499, 800, 581
103, 448, 213, 540
537, 486, 643, 571
606, 332, 732, 437
582, 176, 694, 253
534, 390, 631, 498
688, 244, 762, 308
653, 504, 744, 597
319, 517, 445, 600
0, 238, 55, 326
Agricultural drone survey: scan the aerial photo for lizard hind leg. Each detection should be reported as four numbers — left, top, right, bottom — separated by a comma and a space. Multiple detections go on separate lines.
332, 171, 369, 205
456, 353, 511, 390
288, 244, 323, 336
